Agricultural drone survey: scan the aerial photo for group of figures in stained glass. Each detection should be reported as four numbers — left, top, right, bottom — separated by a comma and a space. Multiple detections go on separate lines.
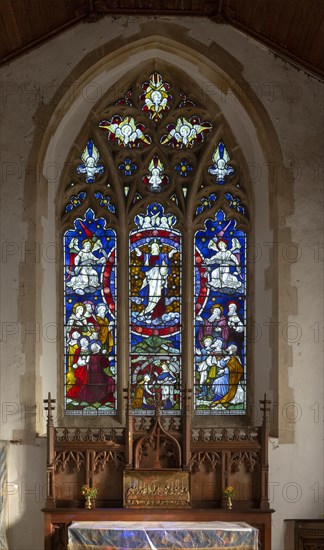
63, 71, 247, 416
64, 209, 117, 414
194, 211, 246, 413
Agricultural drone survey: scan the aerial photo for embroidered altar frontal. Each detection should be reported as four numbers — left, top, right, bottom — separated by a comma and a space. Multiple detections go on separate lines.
67, 521, 258, 550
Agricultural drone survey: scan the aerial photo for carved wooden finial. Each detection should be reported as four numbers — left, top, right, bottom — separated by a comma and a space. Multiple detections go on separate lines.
259, 393, 271, 406
152, 393, 165, 418
43, 392, 56, 426
259, 393, 271, 423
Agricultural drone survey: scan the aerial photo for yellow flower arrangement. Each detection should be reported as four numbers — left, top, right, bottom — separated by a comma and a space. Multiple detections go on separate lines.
81, 484, 98, 499
223, 485, 236, 498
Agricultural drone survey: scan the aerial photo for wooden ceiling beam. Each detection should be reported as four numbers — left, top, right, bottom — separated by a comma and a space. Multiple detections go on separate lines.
0, 0, 323, 80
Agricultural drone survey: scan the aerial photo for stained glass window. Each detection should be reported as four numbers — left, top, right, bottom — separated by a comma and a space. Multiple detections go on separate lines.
194, 210, 246, 414
129, 204, 181, 414
61, 69, 250, 417
64, 209, 117, 415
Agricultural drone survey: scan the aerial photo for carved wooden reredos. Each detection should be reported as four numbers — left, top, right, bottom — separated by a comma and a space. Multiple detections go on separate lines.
43, 390, 271, 510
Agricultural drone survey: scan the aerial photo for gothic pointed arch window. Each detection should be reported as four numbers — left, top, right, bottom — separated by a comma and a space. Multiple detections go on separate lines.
61, 66, 249, 417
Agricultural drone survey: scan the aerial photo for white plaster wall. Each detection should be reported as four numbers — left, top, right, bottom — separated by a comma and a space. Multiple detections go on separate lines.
4, 441, 46, 550
268, 77, 324, 546
0, 16, 323, 550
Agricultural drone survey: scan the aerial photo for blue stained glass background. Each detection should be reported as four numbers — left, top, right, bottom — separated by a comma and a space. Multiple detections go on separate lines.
64, 209, 117, 414
194, 210, 247, 414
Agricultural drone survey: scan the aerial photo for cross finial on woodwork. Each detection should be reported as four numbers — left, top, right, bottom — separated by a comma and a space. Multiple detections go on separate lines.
43, 392, 56, 426
259, 393, 271, 424
259, 393, 271, 409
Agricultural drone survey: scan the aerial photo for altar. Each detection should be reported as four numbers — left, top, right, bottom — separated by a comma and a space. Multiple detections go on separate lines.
67, 521, 258, 550
42, 393, 273, 549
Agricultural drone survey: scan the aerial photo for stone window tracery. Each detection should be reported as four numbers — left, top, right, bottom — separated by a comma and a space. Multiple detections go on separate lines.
61, 68, 249, 417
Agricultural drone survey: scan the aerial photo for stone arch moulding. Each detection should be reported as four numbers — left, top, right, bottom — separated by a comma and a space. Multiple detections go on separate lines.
36, 31, 287, 438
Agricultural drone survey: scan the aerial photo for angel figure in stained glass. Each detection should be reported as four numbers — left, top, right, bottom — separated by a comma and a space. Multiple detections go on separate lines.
161, 116, 212, 148
77, 140, 104, 183
205, 236, 242, 293
140, 72, 172, 122
135, 213, 157, 229
208, 142, 234, 184
159, 214, 176, 229
99, 116, 151, 147
143, 156, 168, 193
66, 238, 106, 295
135, 211, 176, 229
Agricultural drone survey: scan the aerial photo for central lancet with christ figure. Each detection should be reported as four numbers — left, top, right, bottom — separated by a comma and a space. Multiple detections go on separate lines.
134, 239, 176, 319
129, 203, 181, 414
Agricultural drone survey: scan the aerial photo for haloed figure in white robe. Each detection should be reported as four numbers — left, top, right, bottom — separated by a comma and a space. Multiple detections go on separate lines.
135, 240, 176, 319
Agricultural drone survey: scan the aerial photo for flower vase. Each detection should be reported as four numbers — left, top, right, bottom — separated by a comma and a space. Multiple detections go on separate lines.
226, 495, 232, 510
85, 495, 92, 509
